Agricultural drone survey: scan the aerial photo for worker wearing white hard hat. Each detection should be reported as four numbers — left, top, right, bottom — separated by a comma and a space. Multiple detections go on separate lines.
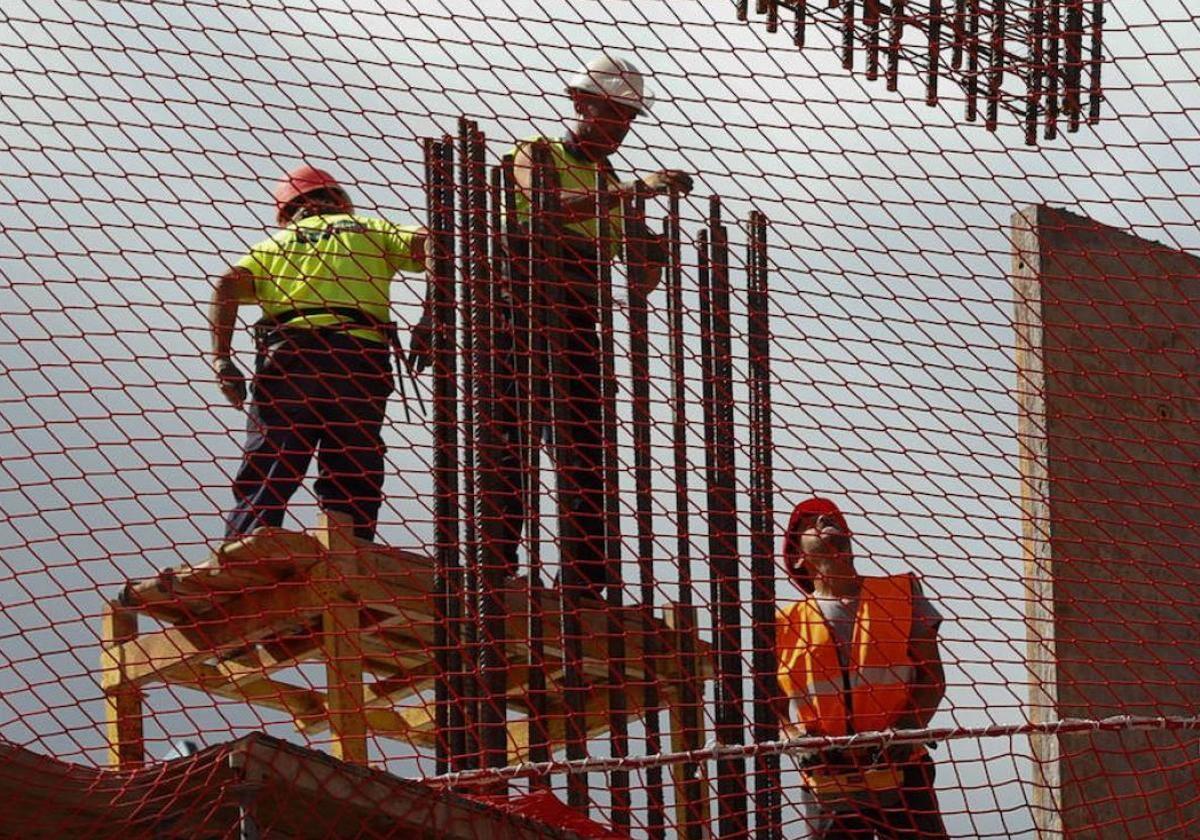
477, 53, 693, 598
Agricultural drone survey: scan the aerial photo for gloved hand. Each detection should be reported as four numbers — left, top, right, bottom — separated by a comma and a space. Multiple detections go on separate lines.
213, 358, 247, 408
408, 314, 434, 374
637, 169, 694, 196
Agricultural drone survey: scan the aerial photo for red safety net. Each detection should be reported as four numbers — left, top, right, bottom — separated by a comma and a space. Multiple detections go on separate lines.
2, 2, 1199, 838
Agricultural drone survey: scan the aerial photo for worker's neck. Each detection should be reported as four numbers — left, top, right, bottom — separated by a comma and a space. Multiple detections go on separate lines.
564, 130, 608, 163
811, 567, 861, 599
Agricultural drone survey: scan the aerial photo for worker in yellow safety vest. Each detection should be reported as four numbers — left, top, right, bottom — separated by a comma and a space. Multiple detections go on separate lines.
210, 165, 427, 542
777, 497, 950, 839
411, 53, 693, 596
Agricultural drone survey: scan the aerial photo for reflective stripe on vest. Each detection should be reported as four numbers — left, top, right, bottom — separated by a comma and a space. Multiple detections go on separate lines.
778, 574, 916, 737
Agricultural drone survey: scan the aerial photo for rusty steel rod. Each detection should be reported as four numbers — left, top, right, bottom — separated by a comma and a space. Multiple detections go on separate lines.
926, 0, 943, 105
986, 0, 1007, 131
1045, 0, 1061, 140
966, 0, 980, 122
667, 193, 704, 840
471, 128, 508, 779
626, 184, 665, 839
457, 117, 481, 772
705, 196, 748, 838
529, 139, 590, 813
1027, 0, 1045, 146
509, 151, 552, 785
747, 210, 780, 840
842, 0, 856, 70
596, 173, 630, 829
1088, 0, 1103, 123
951, 0, 967, 69
794, 0, 807, 47
1064, 0, 1084, 131
865, 0, 881, 80
886, 0, 903, 91
427, 135, 465, 773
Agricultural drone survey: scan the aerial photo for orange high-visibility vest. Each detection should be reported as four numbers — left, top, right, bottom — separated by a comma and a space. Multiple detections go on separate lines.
777, 574, 916, 736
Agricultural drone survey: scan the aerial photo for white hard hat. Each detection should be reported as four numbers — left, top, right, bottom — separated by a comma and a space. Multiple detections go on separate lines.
566, 54, 654, 115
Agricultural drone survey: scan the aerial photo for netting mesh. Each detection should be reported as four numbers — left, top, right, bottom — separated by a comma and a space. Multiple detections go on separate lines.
2, 1, 1199, 838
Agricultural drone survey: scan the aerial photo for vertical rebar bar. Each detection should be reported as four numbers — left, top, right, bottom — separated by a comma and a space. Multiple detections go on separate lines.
530, 140, 589, 813
427, 136, 464, 772
794, 0, 807, 47
596, 173, 630, 830
927, 0, 943, 105
747, 210, 779, 840
1046, 0, 1061, 140
1088, 0, 1103, 123
457, 117, 480, 772
1064, 0, 1084, 131
473, 127, 508, 780
951, 0, 967, 69
1027, 1, 1045, 146
626, 184, 665, 839
886, 0, 903, 92
966, 0, 981, 122
986, 0, 1006, 132
705, 196, 747, 838
667, 194, 704, 840
865, 0, 881, 81
842, 0, 856, 70
510, 152, 552, 785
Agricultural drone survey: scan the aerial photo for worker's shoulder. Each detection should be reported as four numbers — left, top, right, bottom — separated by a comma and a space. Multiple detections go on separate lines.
511, 135, 559, 156
776, 598, 813, 622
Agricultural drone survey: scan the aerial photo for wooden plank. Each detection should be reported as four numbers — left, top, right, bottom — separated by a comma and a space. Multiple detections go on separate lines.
315, 512, 369, 765
117, 581, 328, 686
100, 599, 144, 769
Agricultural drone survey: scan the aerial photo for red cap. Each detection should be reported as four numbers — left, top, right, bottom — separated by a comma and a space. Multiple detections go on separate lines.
781, 497, 851, 593
272, 165, 343, 225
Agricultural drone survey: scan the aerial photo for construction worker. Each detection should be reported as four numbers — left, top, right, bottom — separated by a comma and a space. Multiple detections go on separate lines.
210, 165, 427, 542
777, 497, 950, 840
416, 53, 692, 596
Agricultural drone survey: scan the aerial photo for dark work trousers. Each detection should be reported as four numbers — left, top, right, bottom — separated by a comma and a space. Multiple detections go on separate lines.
805, 754, 950, 840
224, 329, 393, 542
490, 241, 607, 594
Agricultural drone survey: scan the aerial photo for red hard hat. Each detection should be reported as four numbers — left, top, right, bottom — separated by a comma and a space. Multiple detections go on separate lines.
781, 497, 851, 593
273, 165, 342, 224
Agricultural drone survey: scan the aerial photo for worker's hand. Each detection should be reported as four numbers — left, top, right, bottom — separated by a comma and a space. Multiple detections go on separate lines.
408, 314, 434, 374
213, 358, 247, 409
637, 169, 694, 197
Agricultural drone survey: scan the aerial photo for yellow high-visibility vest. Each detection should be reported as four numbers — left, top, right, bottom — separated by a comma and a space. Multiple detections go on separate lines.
510, 137, 623, 249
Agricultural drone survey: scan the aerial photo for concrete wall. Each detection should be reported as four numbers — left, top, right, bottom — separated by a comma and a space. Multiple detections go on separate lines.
1012, 205, 1200, 839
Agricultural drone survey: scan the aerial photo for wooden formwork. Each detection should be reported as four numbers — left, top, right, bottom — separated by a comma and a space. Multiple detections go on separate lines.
99, 515, 713, 778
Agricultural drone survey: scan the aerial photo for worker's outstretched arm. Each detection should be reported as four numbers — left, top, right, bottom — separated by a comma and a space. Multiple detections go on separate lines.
512, 145, 694, 225
209, 266, 254, 408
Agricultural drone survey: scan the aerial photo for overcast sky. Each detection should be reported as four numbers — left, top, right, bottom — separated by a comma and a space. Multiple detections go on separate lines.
1, 1, 1198, 837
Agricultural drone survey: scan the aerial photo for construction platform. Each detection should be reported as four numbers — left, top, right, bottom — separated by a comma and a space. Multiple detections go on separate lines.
100, 517, 712, 772
0, 733, 582, 839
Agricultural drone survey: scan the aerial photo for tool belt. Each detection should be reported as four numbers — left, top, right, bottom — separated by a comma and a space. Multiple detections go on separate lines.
252, 306, 421, 419
799, 745, 923, 799
253, 306, 397, 349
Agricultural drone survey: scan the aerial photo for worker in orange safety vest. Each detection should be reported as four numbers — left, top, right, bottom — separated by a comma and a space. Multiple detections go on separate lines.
776, 496, 950, 839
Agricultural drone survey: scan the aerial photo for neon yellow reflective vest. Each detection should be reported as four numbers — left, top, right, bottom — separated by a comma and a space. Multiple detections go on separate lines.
511, 137, 623, 251
235, 213, 423, 343
777, 574, 916, 737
